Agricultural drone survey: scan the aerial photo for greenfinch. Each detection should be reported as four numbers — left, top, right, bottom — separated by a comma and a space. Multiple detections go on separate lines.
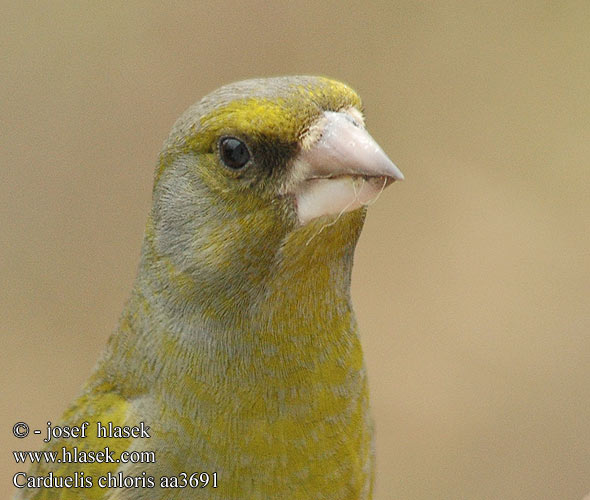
15, 76, 403, 500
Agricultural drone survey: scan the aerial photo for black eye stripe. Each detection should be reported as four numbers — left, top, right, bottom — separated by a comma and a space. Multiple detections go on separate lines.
219, 137, 251, 170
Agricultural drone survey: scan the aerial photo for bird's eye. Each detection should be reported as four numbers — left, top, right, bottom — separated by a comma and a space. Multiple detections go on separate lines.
219, 137, 251, 170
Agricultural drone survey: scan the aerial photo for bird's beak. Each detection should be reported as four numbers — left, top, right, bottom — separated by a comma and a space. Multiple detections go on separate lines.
291, 110, 404, 224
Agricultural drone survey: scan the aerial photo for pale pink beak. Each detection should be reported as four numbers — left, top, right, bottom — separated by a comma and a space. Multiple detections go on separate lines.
292, 110, 403, 224
301, 111, 404, 182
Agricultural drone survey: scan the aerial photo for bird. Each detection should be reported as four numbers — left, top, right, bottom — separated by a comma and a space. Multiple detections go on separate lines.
15, 76, 403, 500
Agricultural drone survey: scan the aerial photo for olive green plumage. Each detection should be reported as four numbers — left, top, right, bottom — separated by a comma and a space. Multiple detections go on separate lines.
16, 76, 400, 500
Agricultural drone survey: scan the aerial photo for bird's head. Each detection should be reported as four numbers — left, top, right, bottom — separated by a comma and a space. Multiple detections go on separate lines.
144, 76, 403, 318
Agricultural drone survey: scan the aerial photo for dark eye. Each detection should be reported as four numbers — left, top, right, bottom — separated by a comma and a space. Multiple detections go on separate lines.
219, 137, 251, 170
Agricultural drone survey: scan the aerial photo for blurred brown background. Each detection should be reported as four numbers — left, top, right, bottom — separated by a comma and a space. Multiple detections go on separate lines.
2, 1, 589, 499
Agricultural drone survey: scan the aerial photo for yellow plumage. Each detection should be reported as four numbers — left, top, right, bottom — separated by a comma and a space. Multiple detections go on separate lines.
15, 76, 402, 499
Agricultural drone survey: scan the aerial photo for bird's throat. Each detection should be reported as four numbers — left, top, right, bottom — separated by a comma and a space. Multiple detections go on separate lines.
98, 208, 366, 393
88, 208, 372, 498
